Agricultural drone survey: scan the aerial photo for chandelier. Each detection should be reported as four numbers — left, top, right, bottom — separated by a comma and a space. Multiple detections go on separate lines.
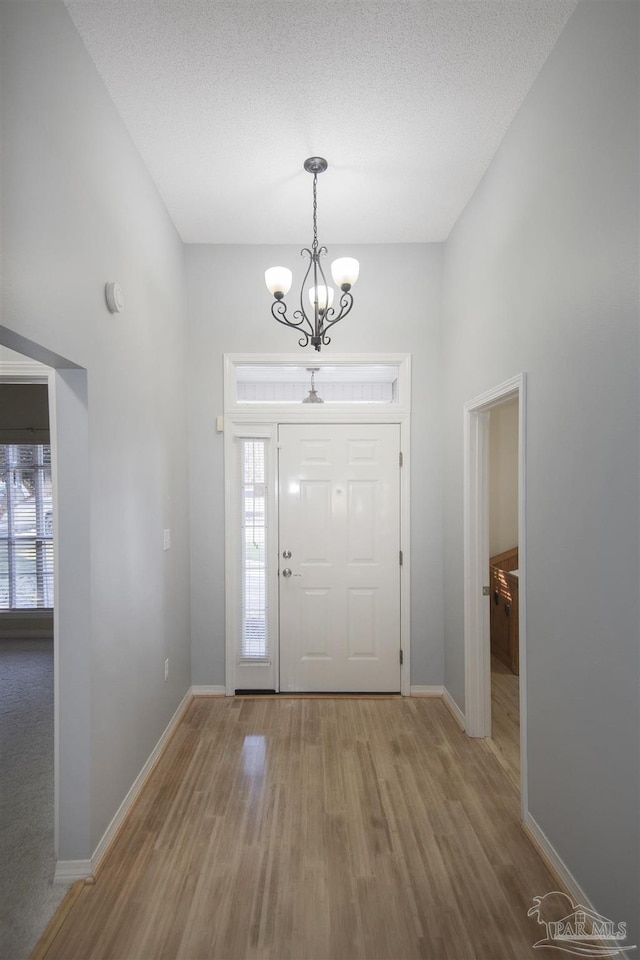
265, 157, 359, 352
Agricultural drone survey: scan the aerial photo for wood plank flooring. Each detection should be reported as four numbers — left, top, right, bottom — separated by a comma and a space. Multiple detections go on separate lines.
488, 658, 520, 788
41, 697, 560, 960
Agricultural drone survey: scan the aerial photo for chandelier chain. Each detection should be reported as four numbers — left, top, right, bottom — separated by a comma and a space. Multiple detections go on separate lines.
312, 174, 318, 252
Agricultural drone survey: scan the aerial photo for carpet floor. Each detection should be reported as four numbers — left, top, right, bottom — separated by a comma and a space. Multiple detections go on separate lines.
0, 638, 69, 960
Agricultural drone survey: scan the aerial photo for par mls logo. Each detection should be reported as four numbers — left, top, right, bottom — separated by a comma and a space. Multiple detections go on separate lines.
528, 891, 635, 957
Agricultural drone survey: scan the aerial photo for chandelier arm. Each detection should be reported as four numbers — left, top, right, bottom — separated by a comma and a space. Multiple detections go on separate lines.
291, 307, 313, 337
320, 292, 354, 343
270, 300, 311, 346
300, 247, 313, 293
297, 248, 316, 339
316, 250, 329, 284
315, 252, 331, 341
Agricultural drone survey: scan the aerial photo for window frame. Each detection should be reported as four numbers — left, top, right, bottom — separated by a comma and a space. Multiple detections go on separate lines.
224, 353, 411, 420
0, 442, 54, 610
227, 424, 279, 692
239, 437, 269, 662
0, 362, 56, 625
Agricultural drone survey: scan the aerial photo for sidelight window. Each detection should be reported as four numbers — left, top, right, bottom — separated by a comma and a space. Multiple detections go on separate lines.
240, 439, 268, 659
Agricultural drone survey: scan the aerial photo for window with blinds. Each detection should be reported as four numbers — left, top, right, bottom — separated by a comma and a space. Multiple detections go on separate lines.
0, 444, 54, 609
240, 439, 268, 659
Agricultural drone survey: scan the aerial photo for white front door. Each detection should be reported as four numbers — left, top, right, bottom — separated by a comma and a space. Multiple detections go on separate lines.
278, 423, 401, 692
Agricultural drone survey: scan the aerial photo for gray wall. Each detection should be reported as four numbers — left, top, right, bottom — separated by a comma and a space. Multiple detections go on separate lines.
186, 242, 444, 688
0, 1, 191, 857
2, 0, 638, 939
441, 0, 639, 939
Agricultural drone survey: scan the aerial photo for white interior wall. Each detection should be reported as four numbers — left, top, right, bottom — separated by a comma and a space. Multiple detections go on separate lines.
0, 0, 191, 858
442, 0, 639, 939
186, 242, 444, 689
489, 399, 518, 557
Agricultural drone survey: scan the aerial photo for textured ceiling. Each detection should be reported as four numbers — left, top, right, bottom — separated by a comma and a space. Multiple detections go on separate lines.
64, 0, 577, 244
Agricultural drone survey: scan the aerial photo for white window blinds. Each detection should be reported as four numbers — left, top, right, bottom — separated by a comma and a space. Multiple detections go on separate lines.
0, 444, 54, 609
240, 439, 268, 659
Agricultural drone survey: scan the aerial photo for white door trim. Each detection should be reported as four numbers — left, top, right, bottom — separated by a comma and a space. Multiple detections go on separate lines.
223, 353, 411, 697
463, 373, 527, 815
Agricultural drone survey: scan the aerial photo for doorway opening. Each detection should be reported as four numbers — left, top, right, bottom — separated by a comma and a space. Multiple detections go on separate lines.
223, 354, 412, 697
0, 327, 91, 907
487, 399, 520, 788
463, 374, 527, 813
0, 346, 64, 958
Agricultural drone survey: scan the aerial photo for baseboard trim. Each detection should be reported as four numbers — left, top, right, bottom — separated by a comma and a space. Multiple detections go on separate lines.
521, 812, 637, 959
410, 685, 466, 730
53, 859, 92, 884
56, 687, 194, 883
90, 688, 194, 874
522, 812, 594, 908
442, 688, 465, 729
410, 685, 444, 697
191, 685, 226, 696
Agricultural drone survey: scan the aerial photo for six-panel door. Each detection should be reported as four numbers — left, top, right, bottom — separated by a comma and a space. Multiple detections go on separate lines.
278, 423, 401, 692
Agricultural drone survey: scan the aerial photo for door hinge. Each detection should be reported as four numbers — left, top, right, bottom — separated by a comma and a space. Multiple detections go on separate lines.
399, 549, 403, 566
400, 649, 404, 665
399, 451, 403, 467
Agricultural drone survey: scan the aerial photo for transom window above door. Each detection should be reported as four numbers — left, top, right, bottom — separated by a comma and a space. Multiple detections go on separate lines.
224, 355, 411, 417
236, 364, 399, 404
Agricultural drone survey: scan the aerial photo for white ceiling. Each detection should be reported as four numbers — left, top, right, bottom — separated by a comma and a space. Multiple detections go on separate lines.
64, 0, 577, 245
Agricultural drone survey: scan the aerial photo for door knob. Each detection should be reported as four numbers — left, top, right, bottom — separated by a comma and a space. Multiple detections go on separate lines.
282, 550, 291, 559
282, 568, 292, 578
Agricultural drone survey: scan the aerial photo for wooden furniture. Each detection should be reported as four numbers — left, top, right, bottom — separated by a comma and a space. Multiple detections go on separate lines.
490, 547, 519, 675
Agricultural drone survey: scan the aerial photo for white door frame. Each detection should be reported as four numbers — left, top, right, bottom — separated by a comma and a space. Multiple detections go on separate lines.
463, 373, 527, 811
223, 353, 411, 697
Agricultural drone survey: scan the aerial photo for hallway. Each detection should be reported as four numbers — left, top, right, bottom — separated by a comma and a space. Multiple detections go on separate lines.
39, 696, 560, 960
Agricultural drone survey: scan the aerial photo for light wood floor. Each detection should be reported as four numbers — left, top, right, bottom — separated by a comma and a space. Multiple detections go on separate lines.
488, 658, 520, 788
39, 697, 559, 960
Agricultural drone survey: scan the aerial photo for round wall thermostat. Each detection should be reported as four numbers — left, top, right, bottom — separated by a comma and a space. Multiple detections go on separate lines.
105, 281, 124, 314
